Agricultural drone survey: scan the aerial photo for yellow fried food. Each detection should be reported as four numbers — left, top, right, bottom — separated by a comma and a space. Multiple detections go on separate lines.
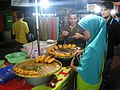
35, 56, 41, 63
15, 68, 21, 73
14, 67, 19, 73
48, 51, 55, 55
71, 44, 76, 48
18, 68, 24, 74
54, 45, 58, 50
47, 58, 55, 63
67, 44, 72, 48
47, 49, 50, 52
55, 53, 60, 57
60, 53, 66, 57
44, 56, 51, 63
28, 71, 39, 75
65, 53, 71, 57
58, 44, 63, 49
23, 70, 29, 75
39, 54, 46, 62
48, 46, 53, 50
32, 71, 39, 75
28, 71, 34, 75
63, 44, 68, 49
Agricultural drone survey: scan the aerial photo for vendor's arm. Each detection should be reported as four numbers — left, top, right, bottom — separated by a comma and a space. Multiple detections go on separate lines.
71, 30, 90, 41
58, 30, 69, 41
75, 49, 84, 56
61, 30, 69, 37
70, 59, 77, 72
70, 49, 84, 72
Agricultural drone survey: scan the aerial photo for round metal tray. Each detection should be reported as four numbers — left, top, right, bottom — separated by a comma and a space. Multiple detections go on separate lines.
13, 59, 62, 78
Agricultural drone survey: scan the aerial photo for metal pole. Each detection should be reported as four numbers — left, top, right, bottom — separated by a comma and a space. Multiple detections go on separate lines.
35, 0, 40, 55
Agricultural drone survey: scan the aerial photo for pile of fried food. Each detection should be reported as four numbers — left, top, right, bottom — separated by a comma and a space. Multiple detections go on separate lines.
13, 55, 61, 77
47, 44, 77, 58
35, 55, 55, 63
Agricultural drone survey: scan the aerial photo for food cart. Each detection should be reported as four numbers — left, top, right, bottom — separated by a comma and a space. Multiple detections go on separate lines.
0, 40, 81, 90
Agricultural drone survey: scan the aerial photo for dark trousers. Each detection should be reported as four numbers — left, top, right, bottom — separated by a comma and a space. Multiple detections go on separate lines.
100, 58, 112, 90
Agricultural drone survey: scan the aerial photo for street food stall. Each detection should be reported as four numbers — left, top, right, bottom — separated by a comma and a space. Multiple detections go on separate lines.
0, 40, 82, 90
0, 65, 76, 90
0, 0, 120, 90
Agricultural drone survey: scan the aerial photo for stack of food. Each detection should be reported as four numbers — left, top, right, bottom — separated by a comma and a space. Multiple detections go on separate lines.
47, 44, 77, 58
35, 55, 55, 64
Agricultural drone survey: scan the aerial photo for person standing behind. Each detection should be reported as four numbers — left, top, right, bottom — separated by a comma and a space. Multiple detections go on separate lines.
100, 1, 120, 89
12, 11, 30, 44
58, 11, 90, 48
115, 12, 120, 23
70, 14, 107, 90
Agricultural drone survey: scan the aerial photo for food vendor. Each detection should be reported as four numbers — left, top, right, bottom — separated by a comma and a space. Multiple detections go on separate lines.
57, 11, 90, 48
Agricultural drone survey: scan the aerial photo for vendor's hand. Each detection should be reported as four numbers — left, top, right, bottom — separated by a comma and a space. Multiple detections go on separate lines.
62, 30, 69, 36
75, 50, 83, 56
70, 58, 74, 67
70, 59, 77, 72
71, 33, 83, 39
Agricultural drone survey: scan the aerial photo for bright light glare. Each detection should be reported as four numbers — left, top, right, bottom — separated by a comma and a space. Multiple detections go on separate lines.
35, 0, 39, 29
111, 9, 117, 15
87, 4, 101, 13
40, 0, 50, 8
32, 13, 40, 17
94, 5, 101, 13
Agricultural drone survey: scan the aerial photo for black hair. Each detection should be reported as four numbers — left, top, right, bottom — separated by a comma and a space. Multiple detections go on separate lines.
17, 11, 24, 19
69, 10, 78, 17
101, 1, 113, 10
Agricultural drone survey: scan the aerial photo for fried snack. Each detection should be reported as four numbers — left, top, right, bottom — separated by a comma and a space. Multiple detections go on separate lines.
47, 58, 55, 63
48, 51, 55, 55
60, 53, 66, 57
48, 46, 53, 50
54, 45, 58, 50
35, 56, 41, 63
28, 71, 39, 75
71, 44, 76, 48
23, 70, 29, 75
55, 53, 60, 57
63, 44, 68, 49
67, 44, 72, 48
15, 68, 20, 73
65, 53, 71, 57
58, 44, 63, 49
47, 49, 50, 52
47, 49, 51, 52
14, 67, 19, 73
28, 71, 34, 76
18, 68, 24, 74
39, 54, 46, 62
44, 56, 51, 63
32, 71, 39, 75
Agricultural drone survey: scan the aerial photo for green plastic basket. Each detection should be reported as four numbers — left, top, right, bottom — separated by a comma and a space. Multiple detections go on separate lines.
5, 52, 28, 64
